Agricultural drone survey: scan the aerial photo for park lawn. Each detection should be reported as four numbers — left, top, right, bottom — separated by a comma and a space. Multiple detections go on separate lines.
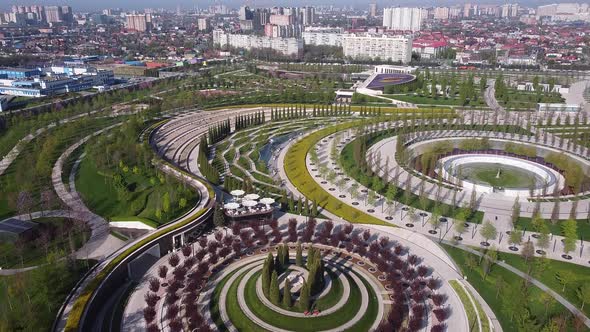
498, 251, 590, 317
243, 268, 343, 314
210, 269, 239, 332
442, 244, 580, 332
76, 157, 197, 226
516, 216, 590, 240
243, 269, 377, 331
468, 166, 535, 188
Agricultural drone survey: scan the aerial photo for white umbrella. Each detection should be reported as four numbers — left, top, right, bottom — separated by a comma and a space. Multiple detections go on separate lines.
224, 202, 240, 210
230, 190, 245, 196
244, 193, 260, 200
242, 200, 258, 207
260, 198, 275, 205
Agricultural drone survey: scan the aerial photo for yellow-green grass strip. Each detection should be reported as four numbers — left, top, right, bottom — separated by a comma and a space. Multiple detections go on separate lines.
449, 280, 480, 332
284, 118, 392, 225
464, 286, 492, 332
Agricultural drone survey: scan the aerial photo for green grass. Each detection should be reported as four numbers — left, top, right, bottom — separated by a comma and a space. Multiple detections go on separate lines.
464, 165, 536, 188
0, 117, 120, 220
466, 285, 492, 332
449, 280, 480, 332
516, 216, 590, 240
442, 244, 581, 332
76, 156, 196, 226
210, 269, 238, 332
230, 267, 377, 331
499, 251, 590, 317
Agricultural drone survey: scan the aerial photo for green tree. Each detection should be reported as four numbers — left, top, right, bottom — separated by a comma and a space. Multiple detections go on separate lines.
556, 270, 576, 292
162, 192, 171, 214
480, 221, 498, 244
213, 204, 226, 228
282, 279, 292, 308
296, 242, 303, 266
299, 281, 310, 311
561, 218, 577, 255
577, 284, 590, 310
270, 270, 281, 305
508, 229, 523, 247
261, 254, 271, 295
511, 197, 521, 227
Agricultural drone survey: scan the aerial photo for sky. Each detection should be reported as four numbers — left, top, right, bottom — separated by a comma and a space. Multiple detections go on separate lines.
0, 0, 573, 12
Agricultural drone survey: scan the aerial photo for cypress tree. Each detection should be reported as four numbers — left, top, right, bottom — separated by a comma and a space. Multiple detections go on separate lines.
261, 256, 270, 295
282, 244, 289, 266
299, 281, 310, 311
282, 279, 292, 308
267, 253, 275, 279
275, 247, 282, 273
296, 242, 303, 266
270, 270, 281, 305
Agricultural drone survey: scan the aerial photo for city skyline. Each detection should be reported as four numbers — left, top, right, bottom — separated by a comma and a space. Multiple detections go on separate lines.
0, 0, 578, 12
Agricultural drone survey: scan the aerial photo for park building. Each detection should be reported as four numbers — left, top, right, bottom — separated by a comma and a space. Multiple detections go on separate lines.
516, 82, 569, 94
342, 34, 413, 64
537, 103, 581, 113
374, 65, 417, 74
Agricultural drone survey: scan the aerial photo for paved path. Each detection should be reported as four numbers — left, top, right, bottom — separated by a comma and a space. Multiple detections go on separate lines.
564, 80, 590, 107
304, 125, 590, 267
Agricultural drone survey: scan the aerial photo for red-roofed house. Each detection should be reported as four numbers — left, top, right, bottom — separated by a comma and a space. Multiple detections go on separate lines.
412, 37, 448, 59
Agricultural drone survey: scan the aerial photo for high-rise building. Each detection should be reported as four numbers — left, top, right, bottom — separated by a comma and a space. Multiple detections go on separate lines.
463, 3, 472, 17
197, 18, 209, 31
239, 6, 253, 21
369, 3, 378, 17
302, 27, 343, 47
61, 6, 73, 23
126, 14, 151, 32
44, 6, 63, 24
501, 4, 519, 18
301, 6, 315, 26
342, 34, 413, 63
383, 7, 424, 32
269, 14, 292, 26
433, 7, 450, 20
213, 29, 303, 57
